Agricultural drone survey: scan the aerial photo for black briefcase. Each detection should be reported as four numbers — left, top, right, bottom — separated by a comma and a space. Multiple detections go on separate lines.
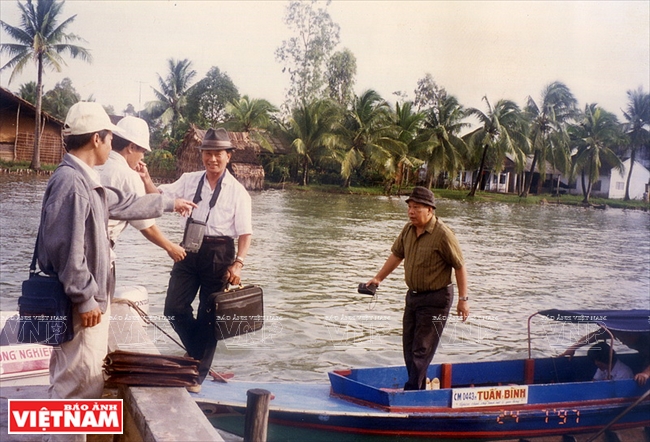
208, 284, 263, 340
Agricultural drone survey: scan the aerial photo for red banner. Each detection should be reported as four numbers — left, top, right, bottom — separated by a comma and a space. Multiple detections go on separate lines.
8, 399, 123, 434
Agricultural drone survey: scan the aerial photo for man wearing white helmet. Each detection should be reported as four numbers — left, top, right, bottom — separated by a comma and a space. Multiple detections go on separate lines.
35, 102, 195, 441
96, 116, 186, 262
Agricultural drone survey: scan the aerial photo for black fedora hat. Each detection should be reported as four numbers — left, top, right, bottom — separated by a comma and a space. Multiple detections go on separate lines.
198, 128, 234, 150
405, 186, 436, 209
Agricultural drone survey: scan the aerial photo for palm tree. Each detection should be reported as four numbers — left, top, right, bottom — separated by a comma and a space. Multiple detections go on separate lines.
465, 97, 529, 197
225, 96, 278, 132
147, 58, 196, 138
225, 95, 279, 153
420, 93, 469, 188
621, 87, 650, 201
0, 0, 91, 169
570, 104, 624, 204
522, 81, 577, 197
18, 81, 38, 104
338, 90, 393, 187
385, 101, 426, 193
286, 99, 342, 186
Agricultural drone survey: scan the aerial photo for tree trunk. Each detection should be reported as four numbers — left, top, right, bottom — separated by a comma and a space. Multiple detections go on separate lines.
394, 161, 403, 194
581, 166, 592, 204
624, 151, 635, 201
30, 57, 44, 170
426, 168, 434, 189
520, 150, 539, 197
468, 143, 489, 197
301, 157, 309, 186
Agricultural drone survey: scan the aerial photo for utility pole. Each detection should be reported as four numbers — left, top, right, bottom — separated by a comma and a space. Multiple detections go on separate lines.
136, 81, 146, 117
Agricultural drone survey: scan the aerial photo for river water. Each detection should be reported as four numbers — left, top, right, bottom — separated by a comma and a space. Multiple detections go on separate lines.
1, 175, 649, 382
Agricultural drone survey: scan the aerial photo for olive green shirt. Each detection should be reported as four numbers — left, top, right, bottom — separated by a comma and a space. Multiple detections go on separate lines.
391, 215, 464, 292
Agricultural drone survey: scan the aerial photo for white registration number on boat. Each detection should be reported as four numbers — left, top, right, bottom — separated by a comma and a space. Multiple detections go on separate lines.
451, 385, 529, 408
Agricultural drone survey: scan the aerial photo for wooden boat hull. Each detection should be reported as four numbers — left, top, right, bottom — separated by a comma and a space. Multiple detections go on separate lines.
195, 356, 650, 440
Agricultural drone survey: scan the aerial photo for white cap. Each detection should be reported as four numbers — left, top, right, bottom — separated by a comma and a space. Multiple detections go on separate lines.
113, 116, 151, 151
63, 102, 119, 136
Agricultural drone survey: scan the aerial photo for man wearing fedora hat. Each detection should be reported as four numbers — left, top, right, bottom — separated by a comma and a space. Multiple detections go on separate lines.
158, 127, 253, 391
35, 102, 195, 437
96, 116, 186, 262
366, 186, 469, 390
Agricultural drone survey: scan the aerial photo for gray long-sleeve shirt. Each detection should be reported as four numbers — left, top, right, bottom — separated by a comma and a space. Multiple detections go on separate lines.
37, 154, 174, 314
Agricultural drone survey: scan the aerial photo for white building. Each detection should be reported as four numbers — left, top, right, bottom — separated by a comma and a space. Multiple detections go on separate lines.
570, 159, 650, 200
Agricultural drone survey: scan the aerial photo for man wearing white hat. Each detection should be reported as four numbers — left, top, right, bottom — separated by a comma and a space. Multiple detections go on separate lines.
35, 102, 195, 438
97, 116, 185, 262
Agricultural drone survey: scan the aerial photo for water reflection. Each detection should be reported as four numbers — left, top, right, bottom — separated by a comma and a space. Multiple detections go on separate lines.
1, 175, 648, 382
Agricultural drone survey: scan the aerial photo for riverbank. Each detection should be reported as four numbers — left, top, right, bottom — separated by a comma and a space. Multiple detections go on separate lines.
268, 182, 650, 211
2, 162, 647, 211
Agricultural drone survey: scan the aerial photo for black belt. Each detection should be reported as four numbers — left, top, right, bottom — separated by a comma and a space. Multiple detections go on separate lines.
407, 285, 451, 296
203, 236, 232, 244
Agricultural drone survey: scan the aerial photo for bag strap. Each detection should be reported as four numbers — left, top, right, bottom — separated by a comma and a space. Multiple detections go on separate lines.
189, 172, 225, 223
29, 232, 40, 276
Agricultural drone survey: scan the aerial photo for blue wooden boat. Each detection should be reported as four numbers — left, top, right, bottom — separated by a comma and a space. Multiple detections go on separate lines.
195, 309, 650, 440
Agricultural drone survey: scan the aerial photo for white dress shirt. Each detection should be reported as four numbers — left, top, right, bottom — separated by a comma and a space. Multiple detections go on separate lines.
158, 169, 252, 238
96, 150, 154, 242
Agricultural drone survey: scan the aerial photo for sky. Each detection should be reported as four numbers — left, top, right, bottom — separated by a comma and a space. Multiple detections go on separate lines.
1, 0, 648, 123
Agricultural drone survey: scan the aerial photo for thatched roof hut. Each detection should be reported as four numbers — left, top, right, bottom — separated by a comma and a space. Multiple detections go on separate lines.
175, 125, 265, 191
0, 87, 64, 164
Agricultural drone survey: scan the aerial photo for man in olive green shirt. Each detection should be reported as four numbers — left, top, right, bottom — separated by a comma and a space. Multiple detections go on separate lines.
367, 186, 469, 390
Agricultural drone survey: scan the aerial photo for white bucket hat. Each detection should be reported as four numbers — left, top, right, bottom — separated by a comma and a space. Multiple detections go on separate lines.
113, 116, 151, 151
63, 102, 119, 136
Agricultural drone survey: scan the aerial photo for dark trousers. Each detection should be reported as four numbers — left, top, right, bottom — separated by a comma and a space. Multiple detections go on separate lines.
164, 237, 235, 383
402, 285, 453, 390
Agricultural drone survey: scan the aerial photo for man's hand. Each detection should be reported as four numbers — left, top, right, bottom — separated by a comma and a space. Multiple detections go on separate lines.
366, 278, 381, 287
134, 161, 150, 180
559, 348, 576, 358
80, 308, 102, 327
167, 243, 186, 262
635, 371, 650, 386
226, 261, 243, 286
174, 199, 197, 217
457, 300, 469, 322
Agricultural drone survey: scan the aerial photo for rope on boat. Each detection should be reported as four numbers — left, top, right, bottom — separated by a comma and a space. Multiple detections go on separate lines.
112, 298, 187, 352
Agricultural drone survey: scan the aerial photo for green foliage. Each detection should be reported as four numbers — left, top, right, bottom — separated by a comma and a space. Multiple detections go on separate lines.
419, 91, 469, 188
42, 77, 80, 120
224, 95, 278, 132
337, 89, 393, 187
569, 104, 624, 203
147, 58, 197, 138
0, 0, 91, 169
18, 81, 38, 104
0, 0, 92, 82
186, 66, 240, 128
465, 97, 530, 196
0, 159, 56, 171
621, 87, 650, 201
286, 98, 343, 185
326, 48, 356, 107
521, 81, 578, 197
275, 0, 341, 110
144, 149, 176, 179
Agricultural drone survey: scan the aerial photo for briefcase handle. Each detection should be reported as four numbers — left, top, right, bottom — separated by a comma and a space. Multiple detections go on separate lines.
223, 284, 255, 292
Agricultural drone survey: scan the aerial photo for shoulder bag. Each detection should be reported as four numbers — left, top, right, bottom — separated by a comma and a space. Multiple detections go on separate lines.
17, 235, 74, 346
